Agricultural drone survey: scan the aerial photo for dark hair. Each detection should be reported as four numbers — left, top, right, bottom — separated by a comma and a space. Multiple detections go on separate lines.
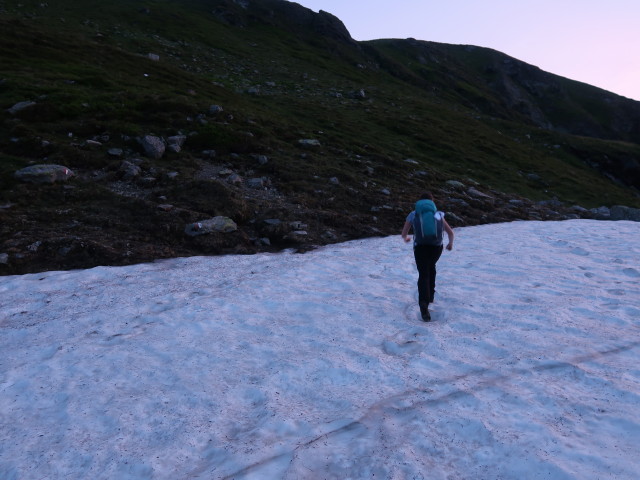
420, 192, 434, 201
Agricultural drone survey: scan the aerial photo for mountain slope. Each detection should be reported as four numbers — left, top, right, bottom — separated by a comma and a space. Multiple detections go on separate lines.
1, 0, 639, 274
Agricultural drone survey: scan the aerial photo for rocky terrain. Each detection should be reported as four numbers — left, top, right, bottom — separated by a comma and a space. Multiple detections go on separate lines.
1, 0, 639, 275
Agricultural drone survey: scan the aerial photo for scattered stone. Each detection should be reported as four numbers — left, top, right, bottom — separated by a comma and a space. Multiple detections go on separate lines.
467, 187, 494, 199
166, 171, 179, 180
329, 177, 340, 185
509, 199, 525, 206
138, 177, 157, 185
107, 148, 124, 157
14, 164, 74, 184
27, 241, 42, 252
590, 206, 611, 219
404, 158, 419, 165
157, 204, 173, 212
247, 177, 266, 189
120, 160, 141, 179
0, 253, 8, 264
8, 101, 36, 115
167, 135, 187, 148
202, 149, 217, 158
298, 139, 321, 147
141, 135, 165, 159
209, 105, 224, 115
185, 216, 238, 236
252, 154, 268, 165
445, 180, 465, 190
289, 221, 308, 230
85, 139, 102, 149
447, 198, 470, 208
227, 174, 243, 185
147, 53, 160, 61
258, 237, 271, 246
381, 188, 391, 195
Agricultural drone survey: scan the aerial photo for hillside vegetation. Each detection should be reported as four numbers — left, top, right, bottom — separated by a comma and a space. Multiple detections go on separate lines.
1, 0, 639, 274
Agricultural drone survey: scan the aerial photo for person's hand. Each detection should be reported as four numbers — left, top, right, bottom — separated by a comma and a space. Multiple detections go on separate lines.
446, 242, 453, 251
403, 236, 411, 243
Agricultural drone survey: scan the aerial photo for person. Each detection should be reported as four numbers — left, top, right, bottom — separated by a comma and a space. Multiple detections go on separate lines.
401, 192, 454, 321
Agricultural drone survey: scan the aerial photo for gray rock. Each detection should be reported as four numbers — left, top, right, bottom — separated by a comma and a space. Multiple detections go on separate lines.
590, 206, 611, 219
227, 174, 243, 185
467, 187, 493, 199
447, 198, 470, 208
247, 178, 265, 189
298, 139, 321, 147
108, 148, 124, 157
27, 241, 42, 252
446, 180, 465, 190
8, 101, 36, 115
120, 161, 141, 179
253, 154, 268, 165
0, 253, 9, 264
141, 135, 165, 159
157, 204, 174, 212
610, 205, 640, 221
15, 164, 74, 184
147, 53, 160, 61
209, 105, 224, 114
201, 149, 217, 158
185, 216, 238, 236
329, 177, 340, 185
167, 135, 187, 148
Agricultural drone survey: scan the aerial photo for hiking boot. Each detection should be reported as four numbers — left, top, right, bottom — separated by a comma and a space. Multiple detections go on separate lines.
419, 302, 431, 322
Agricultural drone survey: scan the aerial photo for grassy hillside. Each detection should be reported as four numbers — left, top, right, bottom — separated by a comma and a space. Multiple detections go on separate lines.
1, 0, 639, 274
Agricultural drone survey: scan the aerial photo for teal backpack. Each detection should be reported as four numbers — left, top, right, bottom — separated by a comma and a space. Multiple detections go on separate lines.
413, 199, 443, 246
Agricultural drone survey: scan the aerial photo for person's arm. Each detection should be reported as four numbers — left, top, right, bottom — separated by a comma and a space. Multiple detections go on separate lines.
401, 221, 412, 243
443, 219, 454, 250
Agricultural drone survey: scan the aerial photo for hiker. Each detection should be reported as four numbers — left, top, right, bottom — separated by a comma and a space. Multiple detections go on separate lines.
401, 192, 454, 321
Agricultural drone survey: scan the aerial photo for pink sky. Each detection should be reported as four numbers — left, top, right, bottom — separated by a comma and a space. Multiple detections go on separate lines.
293, 0, 640, 101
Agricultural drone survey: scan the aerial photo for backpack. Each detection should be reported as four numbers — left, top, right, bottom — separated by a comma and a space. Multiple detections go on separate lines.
413, 199, 444, 246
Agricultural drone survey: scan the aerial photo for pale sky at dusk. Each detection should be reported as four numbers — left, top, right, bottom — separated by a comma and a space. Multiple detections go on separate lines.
293, 0, 640, 101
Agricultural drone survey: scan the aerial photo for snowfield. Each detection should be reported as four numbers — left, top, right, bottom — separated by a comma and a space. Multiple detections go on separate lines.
1, 220, 639, 479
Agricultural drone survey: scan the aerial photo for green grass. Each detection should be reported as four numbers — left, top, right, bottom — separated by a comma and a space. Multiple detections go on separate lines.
1, 0, 639, 216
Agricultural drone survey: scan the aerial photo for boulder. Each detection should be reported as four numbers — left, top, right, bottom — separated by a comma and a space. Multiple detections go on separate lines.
590, 206, 611, 219
14, 164, 74, 184
610, 205, 640, 221
141, 135, 165, 159
209, 105, 224, 114
446, 180, 465, 190
185, 216, 238, 236
467, 187, 494, 200
8, 101, 36, 115
120, 161, 141, 179
298, 139, 321, 147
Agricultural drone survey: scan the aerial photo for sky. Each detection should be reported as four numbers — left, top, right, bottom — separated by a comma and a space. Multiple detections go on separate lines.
293, 0, 640, 101
2, 219, 639, 479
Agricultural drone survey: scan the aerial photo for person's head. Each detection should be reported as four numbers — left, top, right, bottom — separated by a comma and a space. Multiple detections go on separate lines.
420, 192, 434, 201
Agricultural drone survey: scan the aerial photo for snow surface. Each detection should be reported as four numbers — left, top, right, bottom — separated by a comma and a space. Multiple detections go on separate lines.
1, 220, 639, 480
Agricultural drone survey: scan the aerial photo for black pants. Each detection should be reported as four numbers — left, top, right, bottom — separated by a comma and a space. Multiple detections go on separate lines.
413, 244, 443, 306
